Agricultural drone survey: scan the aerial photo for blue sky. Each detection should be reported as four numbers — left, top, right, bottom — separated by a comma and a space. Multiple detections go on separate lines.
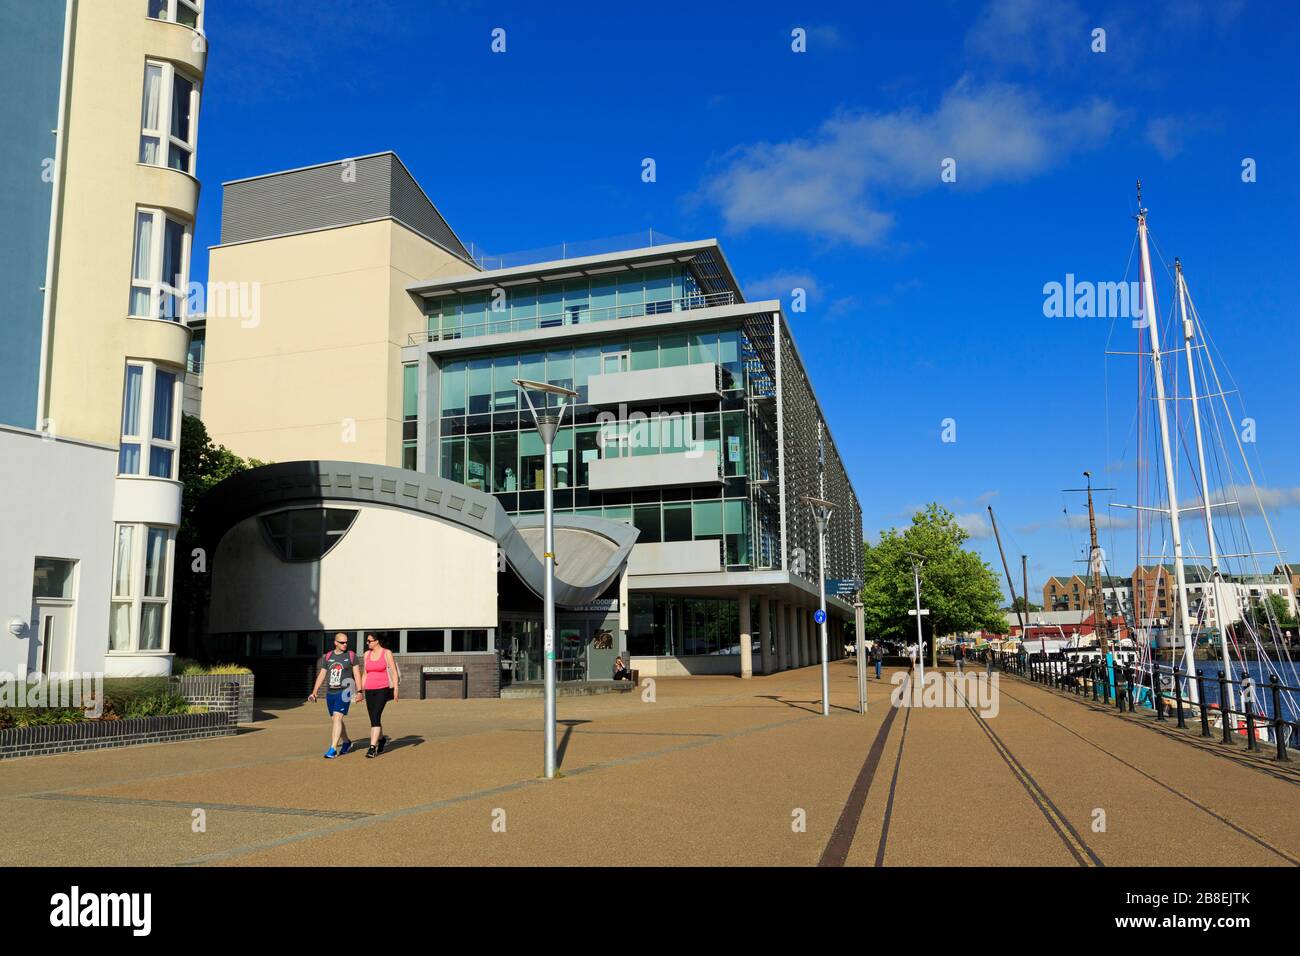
193, 0, 1300, 600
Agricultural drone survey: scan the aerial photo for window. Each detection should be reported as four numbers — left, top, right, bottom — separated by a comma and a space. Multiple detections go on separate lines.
110, 523, 173, 653
130, 207, 191, 321
259, 508, 358, 562
402, 363, 418, 470
119, 361, 181, 478
139, 60, 199, 172
147, 0, 203, 30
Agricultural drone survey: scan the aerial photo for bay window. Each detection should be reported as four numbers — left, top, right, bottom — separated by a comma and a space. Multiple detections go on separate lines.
130, 207, 191, 321
147, 0, 203, 31
109, 522, 174, 654
139, 60, 199, 173
119, 361, 181, 479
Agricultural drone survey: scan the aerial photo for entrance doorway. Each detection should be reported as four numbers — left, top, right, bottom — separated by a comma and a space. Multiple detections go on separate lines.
31, 557, 77, 678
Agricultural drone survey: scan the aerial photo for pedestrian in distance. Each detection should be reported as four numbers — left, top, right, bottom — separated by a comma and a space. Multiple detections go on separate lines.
361, 632, 399, 758
308, 632, 363, 758
873, 642, 883, 680
953, 642, 965, 674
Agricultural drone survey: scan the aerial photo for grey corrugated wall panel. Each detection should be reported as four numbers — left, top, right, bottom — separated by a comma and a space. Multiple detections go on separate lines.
220, 153, 471, 262
387, 155, 470, 260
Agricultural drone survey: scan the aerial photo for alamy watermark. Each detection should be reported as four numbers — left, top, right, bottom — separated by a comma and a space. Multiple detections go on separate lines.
0, 671, 104, 717
1043, 275, 1144, 324
890, 670, 999, 718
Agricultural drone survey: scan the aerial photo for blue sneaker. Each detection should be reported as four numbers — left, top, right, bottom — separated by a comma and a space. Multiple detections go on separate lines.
323, 746, 338, 759
339, 740, 353, 755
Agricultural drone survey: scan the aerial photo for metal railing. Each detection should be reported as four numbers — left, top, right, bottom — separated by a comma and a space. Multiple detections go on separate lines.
407, 291, 736, 346
1001, 653, 1300, 762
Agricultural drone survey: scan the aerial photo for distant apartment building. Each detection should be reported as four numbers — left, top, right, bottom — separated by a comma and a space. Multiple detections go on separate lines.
0, 1, 206, 678
1043, 574, 1130, 617
199, 155, 864, 690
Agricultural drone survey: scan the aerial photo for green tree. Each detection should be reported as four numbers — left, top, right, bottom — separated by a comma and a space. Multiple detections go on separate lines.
861, 504, 1008, 642
171, 415, 265, 658
1010, 596, 1042, 614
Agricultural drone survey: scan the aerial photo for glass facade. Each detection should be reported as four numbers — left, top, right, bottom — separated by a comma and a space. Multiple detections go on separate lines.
627, 594, 743, 657
435, 327, 759, 570
425, 266, 710, 341
402, 362, 418, 469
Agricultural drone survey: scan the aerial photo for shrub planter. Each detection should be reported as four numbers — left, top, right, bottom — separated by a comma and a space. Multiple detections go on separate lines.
174, 675, 254, 724
0, 711, 234, 761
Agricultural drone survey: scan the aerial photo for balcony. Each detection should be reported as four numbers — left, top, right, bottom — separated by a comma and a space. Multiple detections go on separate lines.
587, 362, 722, 407
408, 291, 736, 345
587, 450, 722, 491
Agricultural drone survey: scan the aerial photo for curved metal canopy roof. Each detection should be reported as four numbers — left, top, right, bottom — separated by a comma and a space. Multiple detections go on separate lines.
196, 460, 637, 607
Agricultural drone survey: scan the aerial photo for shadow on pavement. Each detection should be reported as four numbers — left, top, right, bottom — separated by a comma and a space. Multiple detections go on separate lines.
556, 719, 592, 768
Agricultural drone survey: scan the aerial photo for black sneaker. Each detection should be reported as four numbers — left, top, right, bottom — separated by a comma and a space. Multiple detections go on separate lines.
377, 735, 388, 754
366, 745, 377, 758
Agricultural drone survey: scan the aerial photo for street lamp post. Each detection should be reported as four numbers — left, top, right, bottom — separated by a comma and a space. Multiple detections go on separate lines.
515, 378, 580, 779
906, 552, 929, 685
804, 496, 835, 717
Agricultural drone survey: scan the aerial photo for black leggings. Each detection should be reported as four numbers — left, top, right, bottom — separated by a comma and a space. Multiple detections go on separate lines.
365, 687, 392, 728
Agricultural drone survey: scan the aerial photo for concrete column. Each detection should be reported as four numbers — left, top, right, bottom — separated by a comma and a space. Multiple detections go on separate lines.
785, 606, 795, 665
795, 608, 806, 668
738, 589, 753, 679
759, 596, 772, 675
777, 602, 789, 670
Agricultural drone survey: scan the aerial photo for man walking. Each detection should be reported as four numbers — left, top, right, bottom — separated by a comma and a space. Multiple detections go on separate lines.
872, 642, 883, 680
308, 632, 363, 758
953, 641, 965, 674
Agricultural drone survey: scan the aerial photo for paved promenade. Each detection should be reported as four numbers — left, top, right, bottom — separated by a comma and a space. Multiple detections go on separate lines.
2, 663, 1297, 866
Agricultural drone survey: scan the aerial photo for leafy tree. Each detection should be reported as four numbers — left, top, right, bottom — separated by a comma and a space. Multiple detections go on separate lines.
1010, 596, 1042, 613
861, 504, 1008, 643
171, 415, 265, 659
1245, 592, 1297, 630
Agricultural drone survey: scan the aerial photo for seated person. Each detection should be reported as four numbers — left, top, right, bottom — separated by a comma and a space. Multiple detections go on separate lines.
612, 656, 631, 681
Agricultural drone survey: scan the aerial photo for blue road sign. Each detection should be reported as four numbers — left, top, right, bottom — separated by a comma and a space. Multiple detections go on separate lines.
814, 609, 827, 625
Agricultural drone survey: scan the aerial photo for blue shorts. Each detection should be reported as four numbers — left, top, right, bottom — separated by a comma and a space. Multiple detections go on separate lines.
326, 691, 350, 716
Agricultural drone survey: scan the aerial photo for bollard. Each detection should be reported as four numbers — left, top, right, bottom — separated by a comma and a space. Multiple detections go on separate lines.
1197, 672, 1211, 738
1126, 665, 1136, 713
1219, 671, 1233, 746
1092, 660, 1099, 701
1244, 690, 1258, 752
1270, 675, 1289, 762
1115, 665, 1125, 710
1173, 668, 1186, 729
1154, 663, 1166, 721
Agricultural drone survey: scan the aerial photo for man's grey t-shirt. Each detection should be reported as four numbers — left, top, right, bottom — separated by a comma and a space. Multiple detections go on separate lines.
323, 651, 355, 694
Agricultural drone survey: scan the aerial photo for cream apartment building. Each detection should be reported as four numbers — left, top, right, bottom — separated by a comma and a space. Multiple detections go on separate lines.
0, 1, 206, 677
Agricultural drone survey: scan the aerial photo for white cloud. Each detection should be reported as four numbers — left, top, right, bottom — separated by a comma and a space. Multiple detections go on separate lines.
745, 272, 820, 301
699, 78, 1119, 246
956, 511, 994, 540
965, 0, 1089, 72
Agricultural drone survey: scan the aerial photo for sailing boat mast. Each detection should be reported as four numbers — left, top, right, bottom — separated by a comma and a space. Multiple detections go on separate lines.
1135, 182, 1200, 701
1176, 257, 1236, 721
1083, 472, 1111, 655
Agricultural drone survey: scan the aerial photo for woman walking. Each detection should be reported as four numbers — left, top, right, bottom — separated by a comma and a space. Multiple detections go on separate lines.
361, 633, 399, 758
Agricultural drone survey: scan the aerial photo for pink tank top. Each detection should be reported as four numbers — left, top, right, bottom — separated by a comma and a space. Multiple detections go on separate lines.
364, 649, 390, 690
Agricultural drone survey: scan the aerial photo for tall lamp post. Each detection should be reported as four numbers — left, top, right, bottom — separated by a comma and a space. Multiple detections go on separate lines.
515, 378, 579, 779
804, 496, 835, 717
906, 552, 928, 684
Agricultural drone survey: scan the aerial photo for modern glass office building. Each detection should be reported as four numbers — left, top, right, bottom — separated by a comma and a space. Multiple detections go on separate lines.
200, 156, 863, 689
402, 238, 865, 679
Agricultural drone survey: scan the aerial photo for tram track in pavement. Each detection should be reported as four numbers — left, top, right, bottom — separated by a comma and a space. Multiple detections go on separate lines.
945, 673, 1104, 867
998, 682, 1300, 867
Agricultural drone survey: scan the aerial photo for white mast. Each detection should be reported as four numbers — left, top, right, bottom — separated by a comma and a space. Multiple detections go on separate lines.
1176, 259, 1234, 721
1136, 186, 1200, 702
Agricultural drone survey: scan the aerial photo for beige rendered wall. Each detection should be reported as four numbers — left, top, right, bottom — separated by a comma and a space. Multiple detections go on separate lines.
204, 219, 470, 466
208, 503, 499, 633
44, 8, 204, 445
